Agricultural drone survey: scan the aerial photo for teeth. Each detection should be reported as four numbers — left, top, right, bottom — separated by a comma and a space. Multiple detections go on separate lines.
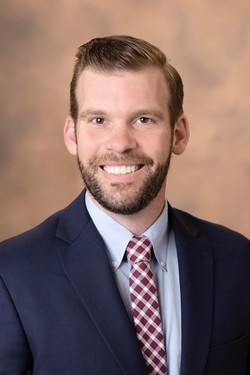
103, 165, 139, 175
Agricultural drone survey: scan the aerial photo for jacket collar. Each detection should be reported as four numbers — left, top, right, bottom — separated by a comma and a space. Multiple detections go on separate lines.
169, 206, 214, 375
56, 191, 214, 375
56, 190, 148, 374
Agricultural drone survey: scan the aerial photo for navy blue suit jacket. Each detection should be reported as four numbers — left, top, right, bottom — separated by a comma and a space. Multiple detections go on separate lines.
0, 190, 250, 374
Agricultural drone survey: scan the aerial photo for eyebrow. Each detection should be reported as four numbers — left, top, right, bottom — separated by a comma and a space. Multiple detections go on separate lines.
130, 110, 164, 121
79, 109, 164, 121
79, 109, 107, 120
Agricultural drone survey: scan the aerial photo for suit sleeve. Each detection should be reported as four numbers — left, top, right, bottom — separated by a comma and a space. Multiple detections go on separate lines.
0, 276, 32, 373
246, 347, 250, 374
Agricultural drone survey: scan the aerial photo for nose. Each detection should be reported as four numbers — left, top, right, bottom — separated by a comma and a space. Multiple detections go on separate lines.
104, 123, 137, 154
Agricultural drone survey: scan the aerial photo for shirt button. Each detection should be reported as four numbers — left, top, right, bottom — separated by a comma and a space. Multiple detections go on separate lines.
160, 260, 166, 268
112, 261, 117, 269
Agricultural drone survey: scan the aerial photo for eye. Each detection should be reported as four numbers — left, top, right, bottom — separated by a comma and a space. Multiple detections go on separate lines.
134, 116, 156, 127
91, 117, 105, 125
139, 116, 152, 124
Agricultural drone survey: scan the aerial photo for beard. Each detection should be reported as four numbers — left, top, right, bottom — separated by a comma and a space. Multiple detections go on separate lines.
77, 151, 172, 215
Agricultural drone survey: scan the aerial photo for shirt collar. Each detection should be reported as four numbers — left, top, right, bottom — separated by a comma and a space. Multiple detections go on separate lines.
85, 191, 169, 272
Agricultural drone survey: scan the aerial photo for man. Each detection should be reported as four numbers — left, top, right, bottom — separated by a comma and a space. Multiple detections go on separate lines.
0, 35, 249, 375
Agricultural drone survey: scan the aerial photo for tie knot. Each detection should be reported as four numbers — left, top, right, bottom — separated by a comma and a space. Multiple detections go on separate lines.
126, 236, 152, 264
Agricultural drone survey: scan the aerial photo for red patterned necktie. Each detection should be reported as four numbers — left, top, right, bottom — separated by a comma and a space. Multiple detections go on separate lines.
126, 236, 167, 375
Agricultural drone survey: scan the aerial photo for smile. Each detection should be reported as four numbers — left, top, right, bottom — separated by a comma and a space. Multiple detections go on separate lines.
102, 165, 142, 175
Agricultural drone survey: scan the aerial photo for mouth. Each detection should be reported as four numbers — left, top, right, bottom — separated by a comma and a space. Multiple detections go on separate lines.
101, 164, 144, 175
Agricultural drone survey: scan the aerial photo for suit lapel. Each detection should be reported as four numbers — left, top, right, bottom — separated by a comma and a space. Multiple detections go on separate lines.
55, 192, 214, 374
169, 207, 214, 375
56, 191, 147, 375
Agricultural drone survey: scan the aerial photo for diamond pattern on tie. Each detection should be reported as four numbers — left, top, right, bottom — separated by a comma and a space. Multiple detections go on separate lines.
126, 236, 167, 375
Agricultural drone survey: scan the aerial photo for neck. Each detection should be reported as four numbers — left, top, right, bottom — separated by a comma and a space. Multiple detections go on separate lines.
88, 189, 166, 235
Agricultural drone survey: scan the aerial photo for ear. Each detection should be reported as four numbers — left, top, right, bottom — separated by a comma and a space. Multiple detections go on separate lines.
172, 114, 190, 155
64, 116, 77, 156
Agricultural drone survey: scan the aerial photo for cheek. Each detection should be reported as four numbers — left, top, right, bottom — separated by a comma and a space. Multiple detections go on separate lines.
144, 136, 172, 163
76, 133, 102, 161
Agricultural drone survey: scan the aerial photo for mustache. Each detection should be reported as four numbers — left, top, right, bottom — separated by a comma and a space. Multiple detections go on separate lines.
88, 153, 154, 166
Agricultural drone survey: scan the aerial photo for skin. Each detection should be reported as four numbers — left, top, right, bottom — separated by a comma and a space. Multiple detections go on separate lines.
64, 66, 189, 235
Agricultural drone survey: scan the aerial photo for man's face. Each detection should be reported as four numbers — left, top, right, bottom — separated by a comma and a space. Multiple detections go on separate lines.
65, 66, 188, 215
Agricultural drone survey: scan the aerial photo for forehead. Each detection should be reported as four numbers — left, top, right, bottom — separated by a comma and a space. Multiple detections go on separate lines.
76, 67, 170, 106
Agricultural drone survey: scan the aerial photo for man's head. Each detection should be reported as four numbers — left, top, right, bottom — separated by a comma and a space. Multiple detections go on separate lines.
64, 36, 189, 221
70, 35, 184, 129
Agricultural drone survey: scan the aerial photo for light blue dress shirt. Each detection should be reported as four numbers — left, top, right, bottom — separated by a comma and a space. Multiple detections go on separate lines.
85, 192, 181, 374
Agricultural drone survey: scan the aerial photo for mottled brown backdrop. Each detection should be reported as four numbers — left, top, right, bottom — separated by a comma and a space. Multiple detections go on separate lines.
1, 0, 249, 240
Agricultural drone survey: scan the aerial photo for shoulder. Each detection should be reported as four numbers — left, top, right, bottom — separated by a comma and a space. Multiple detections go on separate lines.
0, 209, 64, 278
169, 205, 250, 253
0, 209, 62, 253
0, 191, 89, 271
